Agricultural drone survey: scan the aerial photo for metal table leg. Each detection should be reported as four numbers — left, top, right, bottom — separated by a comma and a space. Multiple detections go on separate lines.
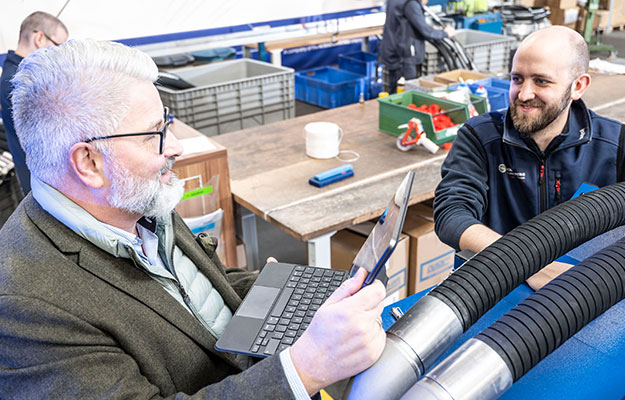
236, 205, 260, 271
307, 231, 336, 268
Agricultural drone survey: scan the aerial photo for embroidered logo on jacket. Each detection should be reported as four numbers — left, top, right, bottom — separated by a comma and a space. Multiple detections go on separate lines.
498, 163, 526, 182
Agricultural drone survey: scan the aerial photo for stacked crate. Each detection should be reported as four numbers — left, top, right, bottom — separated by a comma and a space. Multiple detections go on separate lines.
422, 30, 517, 75
157, 59, 294, 136
295, 51, 379, 109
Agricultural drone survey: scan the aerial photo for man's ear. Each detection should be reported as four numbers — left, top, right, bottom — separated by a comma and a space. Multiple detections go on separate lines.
570, 73, 591, 101
68, 143, 108, 189
32, 31, 47, 49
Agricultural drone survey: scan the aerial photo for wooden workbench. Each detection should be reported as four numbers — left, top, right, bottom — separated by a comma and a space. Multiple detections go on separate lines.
213, 100, 445, 267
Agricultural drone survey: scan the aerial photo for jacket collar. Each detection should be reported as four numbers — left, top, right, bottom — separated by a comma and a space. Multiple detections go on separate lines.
5, 50, 23, 67
502, 99, 592, 152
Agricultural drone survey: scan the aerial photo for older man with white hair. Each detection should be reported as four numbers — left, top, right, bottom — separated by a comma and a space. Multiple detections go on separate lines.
0, 39, 386, 399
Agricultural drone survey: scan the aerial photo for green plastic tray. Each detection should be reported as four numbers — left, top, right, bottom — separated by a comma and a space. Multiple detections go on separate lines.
378, 91, 485, 144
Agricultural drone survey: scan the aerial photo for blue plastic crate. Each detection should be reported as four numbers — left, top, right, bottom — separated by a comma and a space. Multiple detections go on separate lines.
477, 78, 511, 110
450, 82, 509, 111
453, 13, 503, 34
370, 81, 383, 99
476, 77, 511, 91
295, 67, 367, 108
338, 51, 379, 81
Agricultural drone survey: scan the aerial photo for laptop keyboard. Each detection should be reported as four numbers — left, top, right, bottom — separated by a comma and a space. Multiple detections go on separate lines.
250, 265, 348, 356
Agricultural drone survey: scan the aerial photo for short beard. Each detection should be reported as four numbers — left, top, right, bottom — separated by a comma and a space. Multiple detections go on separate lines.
106, 157, 184, 221
510, 84, 572, 135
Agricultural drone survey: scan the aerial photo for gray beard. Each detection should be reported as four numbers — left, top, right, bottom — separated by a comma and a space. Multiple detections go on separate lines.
106, 157, 184, 221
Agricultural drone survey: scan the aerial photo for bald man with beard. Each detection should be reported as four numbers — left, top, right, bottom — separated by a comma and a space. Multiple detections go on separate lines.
433, 26, 625, 290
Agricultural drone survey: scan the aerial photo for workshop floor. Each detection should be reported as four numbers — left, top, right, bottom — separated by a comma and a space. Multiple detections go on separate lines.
248, 30, 625, 270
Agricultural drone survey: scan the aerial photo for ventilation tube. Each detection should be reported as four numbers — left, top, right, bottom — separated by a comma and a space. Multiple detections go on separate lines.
348, 182, 625, 400
402, 236, 625, 400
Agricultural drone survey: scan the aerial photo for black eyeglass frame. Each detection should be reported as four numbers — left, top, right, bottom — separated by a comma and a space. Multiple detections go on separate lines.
84, 108, 173, 155
32, 30, 60, 46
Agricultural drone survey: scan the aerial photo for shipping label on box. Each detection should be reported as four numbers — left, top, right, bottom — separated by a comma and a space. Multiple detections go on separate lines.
420, 249, 456, 281
387, 268, 407, 296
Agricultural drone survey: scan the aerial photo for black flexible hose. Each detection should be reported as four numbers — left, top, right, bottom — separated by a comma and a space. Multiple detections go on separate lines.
429, 182, 625, 331
442, 39, 467, 70
428, 39, 456, 72
447, 38, 475, 70
442, 38, 467, 70
476, 238, 625, 381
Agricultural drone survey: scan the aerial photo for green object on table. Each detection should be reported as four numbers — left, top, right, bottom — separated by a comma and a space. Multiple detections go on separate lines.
378, 91, 480, 144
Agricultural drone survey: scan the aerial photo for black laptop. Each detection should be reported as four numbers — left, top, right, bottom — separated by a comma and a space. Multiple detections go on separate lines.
216, 171, 415, 357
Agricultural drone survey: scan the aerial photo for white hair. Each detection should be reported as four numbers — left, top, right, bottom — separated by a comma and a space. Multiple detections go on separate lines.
11, 38, 158, 187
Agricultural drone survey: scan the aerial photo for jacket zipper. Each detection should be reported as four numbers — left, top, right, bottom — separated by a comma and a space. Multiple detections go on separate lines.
539, 161, 546, 213
555, 172, 562, 204
501, 138, 550, 213
166, 236, 218, 337
125, 241, 218, 338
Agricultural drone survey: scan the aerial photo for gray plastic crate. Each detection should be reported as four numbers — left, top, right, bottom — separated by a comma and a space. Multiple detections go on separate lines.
423, 30, 517, 75
158, 59, 294, 136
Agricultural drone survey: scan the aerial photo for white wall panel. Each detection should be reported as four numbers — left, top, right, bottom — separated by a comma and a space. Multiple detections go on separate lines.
0, 0, 383, 53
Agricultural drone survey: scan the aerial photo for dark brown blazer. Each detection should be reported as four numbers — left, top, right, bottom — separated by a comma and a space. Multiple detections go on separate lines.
0, 195, 297, 399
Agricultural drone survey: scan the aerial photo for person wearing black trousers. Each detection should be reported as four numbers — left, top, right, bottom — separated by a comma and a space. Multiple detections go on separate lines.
380, 0, 455, 94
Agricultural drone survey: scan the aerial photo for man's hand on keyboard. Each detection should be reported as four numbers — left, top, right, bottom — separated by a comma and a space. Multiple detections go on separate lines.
289, 267, 386, 396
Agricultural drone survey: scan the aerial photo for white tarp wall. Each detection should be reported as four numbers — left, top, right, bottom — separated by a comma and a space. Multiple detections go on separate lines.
1, 0, 383, 54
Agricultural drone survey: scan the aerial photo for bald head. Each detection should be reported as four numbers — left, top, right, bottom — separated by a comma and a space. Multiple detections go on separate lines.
517, 26, 589, 80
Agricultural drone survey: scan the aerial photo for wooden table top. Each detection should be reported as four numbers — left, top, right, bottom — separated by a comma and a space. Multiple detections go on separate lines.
213, 100, 446, 242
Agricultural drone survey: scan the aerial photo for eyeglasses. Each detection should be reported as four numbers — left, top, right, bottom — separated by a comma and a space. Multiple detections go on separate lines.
32, 30, 60, 46
85, 107, 173, 154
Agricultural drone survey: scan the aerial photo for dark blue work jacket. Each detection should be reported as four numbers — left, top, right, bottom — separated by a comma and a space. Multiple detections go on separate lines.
0, 50, 29, 193
433, 99, 625, 250
380, 0, 447, 76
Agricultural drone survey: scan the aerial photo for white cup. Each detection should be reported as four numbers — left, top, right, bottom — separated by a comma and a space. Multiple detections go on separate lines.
305, 122, 343, 159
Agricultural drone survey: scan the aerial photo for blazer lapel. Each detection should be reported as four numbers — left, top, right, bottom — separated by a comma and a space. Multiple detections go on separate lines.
24, 197, 246, 371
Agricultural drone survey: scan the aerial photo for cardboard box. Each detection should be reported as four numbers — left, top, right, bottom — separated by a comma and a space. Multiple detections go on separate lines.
331, 222, 409, 304
599, 0, 625, 24
550, 7, 580, 26
405, 77, 448, 93
518, 0, 546, 6
595, 10, 613, 29
576, 7, 611, 33
547, 0, 576, 10
235, 239, 247, 269
434, 69, 492, 85
402, 204, 455, 295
